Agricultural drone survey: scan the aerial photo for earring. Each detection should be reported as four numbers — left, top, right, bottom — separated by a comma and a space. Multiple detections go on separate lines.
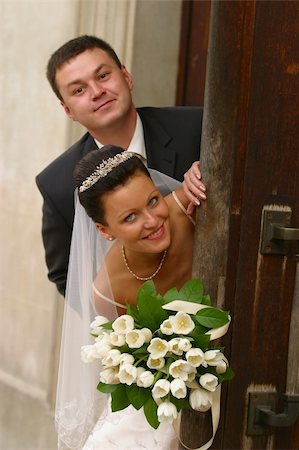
108, 236, 114, 241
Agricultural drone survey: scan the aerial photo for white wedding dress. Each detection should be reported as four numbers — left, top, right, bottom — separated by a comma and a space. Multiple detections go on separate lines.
82, 400, 178, 450
56, 171, 183, 450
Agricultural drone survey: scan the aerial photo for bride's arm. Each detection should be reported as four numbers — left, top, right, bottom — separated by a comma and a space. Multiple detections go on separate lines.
166, 186, 197, 225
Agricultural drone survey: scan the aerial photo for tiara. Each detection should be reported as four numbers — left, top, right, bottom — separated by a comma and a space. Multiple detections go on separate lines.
79, 152, 135, 193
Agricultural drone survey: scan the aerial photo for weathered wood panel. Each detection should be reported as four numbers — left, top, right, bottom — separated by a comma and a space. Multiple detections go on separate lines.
188, 0, 299, 448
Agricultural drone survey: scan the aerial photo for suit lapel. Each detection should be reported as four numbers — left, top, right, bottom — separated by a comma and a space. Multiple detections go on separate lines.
138, 109, 177, 177
82, 133, 97, 156
81, 113, 177, 177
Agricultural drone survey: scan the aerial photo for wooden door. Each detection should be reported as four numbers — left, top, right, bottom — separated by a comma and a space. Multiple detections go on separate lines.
178, 1, 299, 448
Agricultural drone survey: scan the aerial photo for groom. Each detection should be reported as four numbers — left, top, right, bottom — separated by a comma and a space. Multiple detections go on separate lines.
36, 35, 204, 296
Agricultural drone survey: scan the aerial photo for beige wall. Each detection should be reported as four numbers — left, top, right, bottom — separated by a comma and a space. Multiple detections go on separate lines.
0, 0, 182, 448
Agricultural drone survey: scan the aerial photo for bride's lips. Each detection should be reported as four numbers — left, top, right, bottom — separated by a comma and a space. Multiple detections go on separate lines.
143, 225, 165, 241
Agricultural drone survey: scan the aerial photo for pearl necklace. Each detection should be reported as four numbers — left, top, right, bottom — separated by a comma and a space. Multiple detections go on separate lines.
121, 245, 167, 281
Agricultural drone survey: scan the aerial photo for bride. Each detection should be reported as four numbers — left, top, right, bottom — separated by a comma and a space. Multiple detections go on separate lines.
56, 145, 205, 449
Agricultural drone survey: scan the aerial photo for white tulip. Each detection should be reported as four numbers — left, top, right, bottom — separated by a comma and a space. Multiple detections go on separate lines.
140, 327, 153, 343
185, 365, 197, 382
147, 338, 169, 358
119, 353, 135, 366
199, 373, 219, 392
189, 387, 212, 412
126, 329, 146, 348
81, 345, 99, 363
216, 360, 228, 374
160, 318, 174, 335
109, 332, 126, 347
185, 379, 200, 390
204, 349, 223, 365
99, 367, 119, 384
136, 366, 145, 376
157, 400, 178, 424
178, 338, 192, 352
147, 356, 165, 370
186, 348, 205, 367
93, 341, 112, 359
91, 326, 107, 336
95, 332, 112, 345
102, 349, 122, 367
204, 350, 228, 373
170, 311, 195, 335
169, 360, 192, 381
152, 379, 171, 398
168, 338, 184, 356
137, 370, 155, 388
170, 378, 187, 399
112, 315, 134, 334
90, 315, 109, 327
90, 315, 109, 329
118, 363, 137, 385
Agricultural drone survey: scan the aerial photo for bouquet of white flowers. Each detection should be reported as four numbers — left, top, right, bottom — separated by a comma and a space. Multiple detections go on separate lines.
81, 279, 234, 429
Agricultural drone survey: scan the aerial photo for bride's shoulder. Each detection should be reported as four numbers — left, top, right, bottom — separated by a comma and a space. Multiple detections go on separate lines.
94, 242, 127, 295
96, 242, 123, 281
166, 188, 195, 226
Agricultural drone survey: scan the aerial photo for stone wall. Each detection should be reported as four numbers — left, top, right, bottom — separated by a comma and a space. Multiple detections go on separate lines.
0, 0, 182, 448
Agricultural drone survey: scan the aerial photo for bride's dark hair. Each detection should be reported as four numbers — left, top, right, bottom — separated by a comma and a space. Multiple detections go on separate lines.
73, 144, 150, 224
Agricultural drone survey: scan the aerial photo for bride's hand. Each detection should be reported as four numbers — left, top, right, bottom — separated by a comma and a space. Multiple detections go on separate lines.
183, 161, 207, 215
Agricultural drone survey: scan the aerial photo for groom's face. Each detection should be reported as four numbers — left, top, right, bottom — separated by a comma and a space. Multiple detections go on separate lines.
56, 47, 134, 138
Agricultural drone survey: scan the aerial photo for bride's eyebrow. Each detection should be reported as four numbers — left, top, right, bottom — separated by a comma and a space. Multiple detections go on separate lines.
114, 205, 135, 220
147, 188, 159, 198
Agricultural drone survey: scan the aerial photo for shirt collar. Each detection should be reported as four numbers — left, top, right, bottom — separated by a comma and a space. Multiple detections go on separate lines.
94, 114, 147, 164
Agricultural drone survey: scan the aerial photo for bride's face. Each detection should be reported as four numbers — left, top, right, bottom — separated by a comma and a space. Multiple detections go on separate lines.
97, 172, 171, 253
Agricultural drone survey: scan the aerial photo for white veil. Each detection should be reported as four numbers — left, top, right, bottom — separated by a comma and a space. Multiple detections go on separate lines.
55, 169, 181, 450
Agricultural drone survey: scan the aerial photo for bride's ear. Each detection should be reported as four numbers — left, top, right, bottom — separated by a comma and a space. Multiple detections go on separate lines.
95, 223, 115, 241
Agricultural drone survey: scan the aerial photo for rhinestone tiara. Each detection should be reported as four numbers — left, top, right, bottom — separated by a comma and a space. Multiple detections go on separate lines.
79, 152, 135, 193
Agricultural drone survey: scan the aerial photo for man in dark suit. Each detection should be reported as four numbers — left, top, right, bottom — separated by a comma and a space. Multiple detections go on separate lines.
36, 35, 205, 296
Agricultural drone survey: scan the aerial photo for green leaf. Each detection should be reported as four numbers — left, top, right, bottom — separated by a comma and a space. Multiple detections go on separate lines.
143, 397, 159, 429
132, 345, 148, 355
111, 385, 131, 412
195, 307, 229, 329
100, 321, 113, 330
163, 279, 205, 304
97, 382, 118, 394
189, 322, 209, 335
126, 384, 151, 410
170, 396, 190, 411
163, 287, 180, 303
137, 281, 168, 331
178, 279, 204, 302
116, 344, 130, 353
189, 330, 211, 350
137, 280, 157, 297
126, 303, 140, 322
201, 294, 212, 306
218, 367, 235, 382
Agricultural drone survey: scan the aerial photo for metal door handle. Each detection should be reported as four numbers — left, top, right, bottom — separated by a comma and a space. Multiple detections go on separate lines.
272, 225, 299, 241
260, 208, 299, 255
255, 393, 299, 427
247, 392, 299, 435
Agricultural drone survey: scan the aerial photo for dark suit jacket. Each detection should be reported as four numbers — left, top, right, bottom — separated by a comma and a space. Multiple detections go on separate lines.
36, 106, 203, 296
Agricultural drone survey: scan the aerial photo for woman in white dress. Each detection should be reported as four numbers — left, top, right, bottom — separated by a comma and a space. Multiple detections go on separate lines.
56, 145, 205, 450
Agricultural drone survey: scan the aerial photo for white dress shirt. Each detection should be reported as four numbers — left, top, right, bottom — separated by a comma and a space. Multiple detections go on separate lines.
94, 114, 147, 165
